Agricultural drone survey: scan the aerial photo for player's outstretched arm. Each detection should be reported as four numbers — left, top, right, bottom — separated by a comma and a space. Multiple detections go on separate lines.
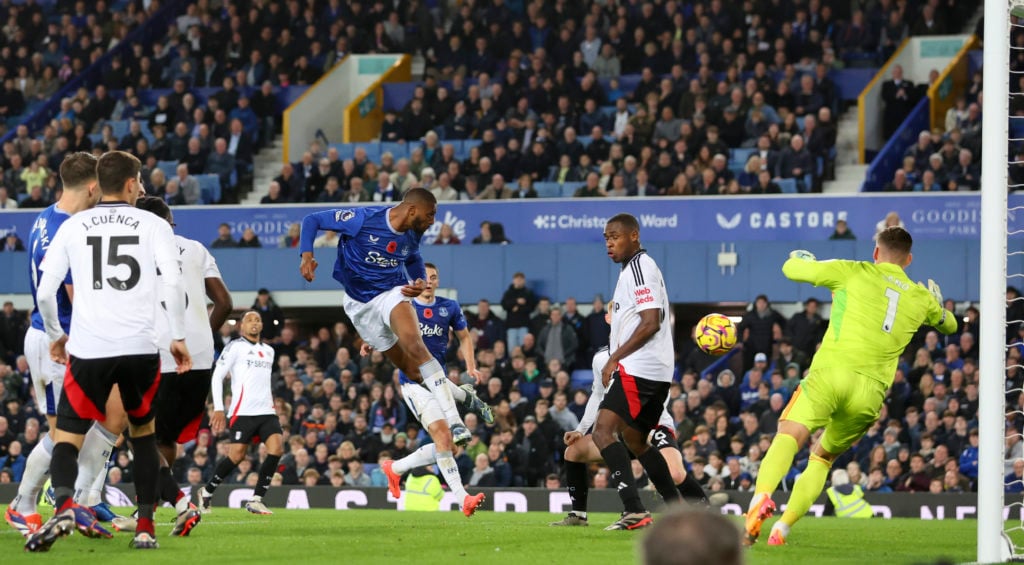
209, 349, 232, 434
921, 278, 959, 335
782, 250, 851, 290
455, 327, 483, 383
205, 276, 233, 332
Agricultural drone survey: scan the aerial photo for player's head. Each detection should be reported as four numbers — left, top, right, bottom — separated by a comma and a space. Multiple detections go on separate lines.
874, 226, 913, 267
398, 187, 437, 233
642, 507, 742, 565
135, 195, 173, 226
240, 311, 263, 340
97, 150, 144, 204
603, 213, 641, 263
58, 152, 100, 206
422, 262, 438, 300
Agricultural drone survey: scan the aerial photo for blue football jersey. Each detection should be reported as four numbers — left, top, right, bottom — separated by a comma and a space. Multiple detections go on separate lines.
29, 204, 73, 333
299, 206, 427, 303
398, 296, 467, 385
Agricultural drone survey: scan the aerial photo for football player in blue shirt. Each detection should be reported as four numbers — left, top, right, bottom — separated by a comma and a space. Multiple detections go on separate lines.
298, 189, 485, 515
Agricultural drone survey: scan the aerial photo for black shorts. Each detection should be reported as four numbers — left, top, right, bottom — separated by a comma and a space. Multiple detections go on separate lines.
228, 414, 282, 445
651, 425, 677, 450
59, 354, 161, 434
155, 369, 212, 445
599, 368, 671, 433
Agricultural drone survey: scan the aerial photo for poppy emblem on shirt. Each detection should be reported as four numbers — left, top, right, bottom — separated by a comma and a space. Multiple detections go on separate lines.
424, 308, 433, 319
387, 241, 398, 253
258, 350, 264, 358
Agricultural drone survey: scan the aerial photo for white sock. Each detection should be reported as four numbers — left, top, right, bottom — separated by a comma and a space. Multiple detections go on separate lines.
420, 359, 461, 427
446, 380, 468, 403
392, 444, 437, 476
74, 423, 118, 506
771, 522, 791, 538
435, 450, 468, 502
175, 496, 190, 514
13, 434, 54, 514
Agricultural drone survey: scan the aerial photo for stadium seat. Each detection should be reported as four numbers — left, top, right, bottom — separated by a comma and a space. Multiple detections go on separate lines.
534, 182, 561, 198
196, 174, 221, 204
570, 369, 592, 390
731, 148, 756, 165
559, 182, 586, 197
157, 160, 178, 179
462, 139, 482, 155
776, 178, 798, 193
332, 143, 353, 160
380, 141, 409, 160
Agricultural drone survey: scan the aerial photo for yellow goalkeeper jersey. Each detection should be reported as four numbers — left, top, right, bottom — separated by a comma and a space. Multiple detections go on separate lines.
782, 258, 957, 386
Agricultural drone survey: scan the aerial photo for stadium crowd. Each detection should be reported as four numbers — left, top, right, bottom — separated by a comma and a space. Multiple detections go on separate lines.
0, 0, 984, 210
0, 264, 1019, 499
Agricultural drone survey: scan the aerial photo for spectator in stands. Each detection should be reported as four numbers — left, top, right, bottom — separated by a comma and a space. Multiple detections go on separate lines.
280, 224, 301, 249
2, 232, 25, 252
478, 174, 513, 200
502, 272, 537, 353
175, 164, 200, 205
885, 169, 912, 192
373, 171, 400, 202
947, 149, 980, 191
210, 223, 237, 248
318, 177, 344, 202
786, 298, 822, 357
829, 219, 856, 240
238, 228, 262, 248
536, 308, 578, 371
882, 65, 917, 138
205, 138, 236, 196
261, 181, 287, 205
0, 188, 17, 210
161, 180, 186, 206
776, 135, 814, 189
18, 185, 47, 208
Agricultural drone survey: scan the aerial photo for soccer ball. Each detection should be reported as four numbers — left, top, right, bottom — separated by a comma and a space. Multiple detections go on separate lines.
693, 313, 738, 356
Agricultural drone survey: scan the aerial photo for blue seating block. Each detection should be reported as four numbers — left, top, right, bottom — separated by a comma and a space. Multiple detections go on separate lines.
196, 174, 221, 204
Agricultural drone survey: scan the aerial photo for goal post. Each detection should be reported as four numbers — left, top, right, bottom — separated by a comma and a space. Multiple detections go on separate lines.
979, 0, 1010, 562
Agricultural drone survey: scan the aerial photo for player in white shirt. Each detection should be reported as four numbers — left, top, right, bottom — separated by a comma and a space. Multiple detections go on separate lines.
107, 196, 233, 536
591, 213, 681, 531
196, 311, 282, 516
6, 153, 129, 535
27, 151, 192, 552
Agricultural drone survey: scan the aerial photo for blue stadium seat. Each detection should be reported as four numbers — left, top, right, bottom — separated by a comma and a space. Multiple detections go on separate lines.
108, 120, 129, 139
796, 116, 805, 131
731, 148, 755, 165
380, 141, 409, 160
570, 370, 593, 390
196, 174, 221, 204
534, 182, 561, 198
1011, 119, 1024, 141
331, 143, 353, 160
776, 178, 798, 193
157, 160, 178, 179
559, 182, 586, 197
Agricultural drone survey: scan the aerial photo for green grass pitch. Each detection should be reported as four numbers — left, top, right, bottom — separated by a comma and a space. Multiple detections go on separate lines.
0, 507, 991, 564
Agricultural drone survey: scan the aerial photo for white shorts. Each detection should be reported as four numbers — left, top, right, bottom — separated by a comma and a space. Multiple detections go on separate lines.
24, 327, 65, 416
343, 286, 410, 352
401, 381, 444, 427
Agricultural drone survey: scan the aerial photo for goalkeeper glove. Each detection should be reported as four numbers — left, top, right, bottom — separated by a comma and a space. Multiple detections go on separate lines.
789, 249, 816, 261
926, 279, 943, 305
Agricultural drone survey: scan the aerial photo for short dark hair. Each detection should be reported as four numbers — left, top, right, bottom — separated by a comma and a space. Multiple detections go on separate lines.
403, 187, 436, 205
642, 508, 742, 565
424, 262, 437, 272
59, 152, 98, 189
607, 212, 639, 233
97, 151, 141, 195
136, 196, 171, 222
877, 226, 913, 256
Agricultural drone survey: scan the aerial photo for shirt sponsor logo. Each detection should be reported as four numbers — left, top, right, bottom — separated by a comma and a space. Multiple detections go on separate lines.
420, 323, 444, 337
364, 251, 400, 268
533, 213, 678, 230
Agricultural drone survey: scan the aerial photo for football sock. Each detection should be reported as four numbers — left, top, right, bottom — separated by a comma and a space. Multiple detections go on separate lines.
74, 423, 118, 506
420, 359, 460, 427
780, 454, 831, 527
435, 450, 468, 501
446, 380, 469, 403
131, 434, 159, 527
393, 443, 437, 476
158, 465, 181, 508
638, 448, 681, 505
600, 442, 645, 514
50, 442, 79, 511
14, 433, 53, 514
565, 461, 589, 515
753, 433, 799, 506
254, 454, 280, 498
678, 471, 709, 506
205, 456, 238, 494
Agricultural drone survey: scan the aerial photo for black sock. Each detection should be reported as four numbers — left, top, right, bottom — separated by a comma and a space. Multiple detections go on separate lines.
638, 448, 681, 505
599, 443, 645, 514
206, 456, 238, 494
158, 465, 181, 506
565, 461, 589, 515
50, 442, 79, 511
678, 471, 709, 506
131, 434, 160, 521
254, 454, 280, 498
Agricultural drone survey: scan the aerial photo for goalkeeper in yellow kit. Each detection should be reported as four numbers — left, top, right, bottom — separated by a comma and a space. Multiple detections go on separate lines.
745, 227, 958, 546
